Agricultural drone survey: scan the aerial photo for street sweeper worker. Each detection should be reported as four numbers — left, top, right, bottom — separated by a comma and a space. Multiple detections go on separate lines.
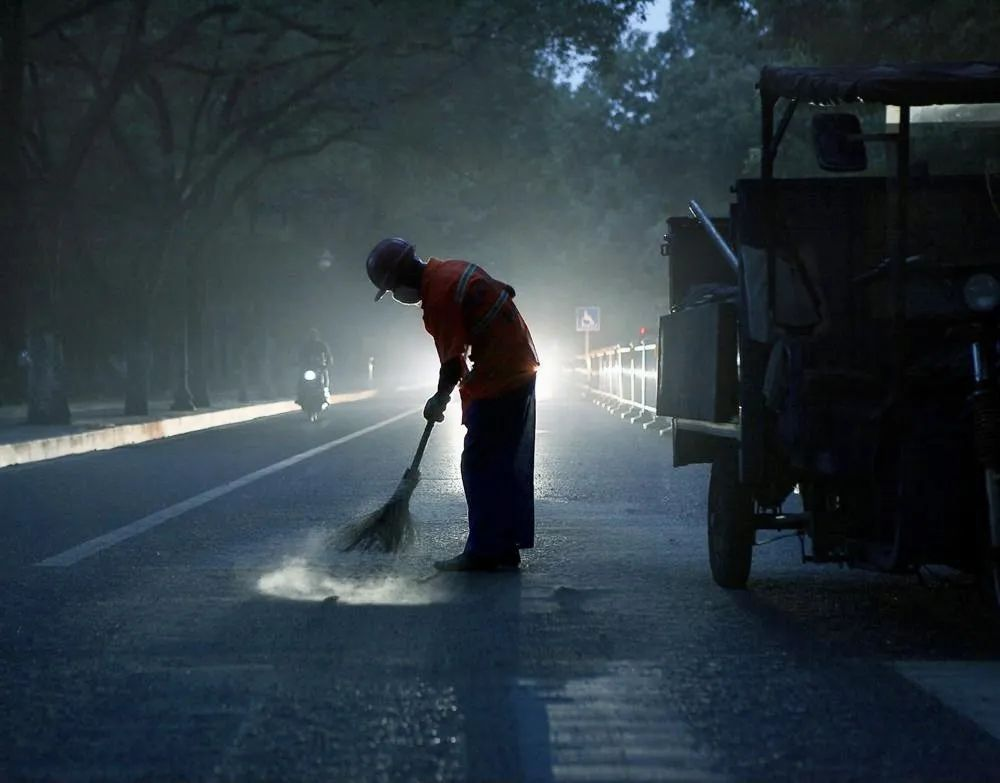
366, 236, 539, 572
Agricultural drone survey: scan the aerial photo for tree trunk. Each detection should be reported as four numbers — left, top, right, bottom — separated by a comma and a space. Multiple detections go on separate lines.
23, 194, 72, 425
8, 24, 73, 428
0, 0, 26, 407
25, 324, 70, 424
170, 317, 195, 411
237, 337, 249, 404
124, 297, 150, 415
259, 327, 275, 399
230, 302, 248, 403
189, 256, 210, 408
169, 243, 195, 411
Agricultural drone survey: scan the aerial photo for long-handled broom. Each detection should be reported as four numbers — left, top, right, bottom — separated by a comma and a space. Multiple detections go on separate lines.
337, 421, 435, 553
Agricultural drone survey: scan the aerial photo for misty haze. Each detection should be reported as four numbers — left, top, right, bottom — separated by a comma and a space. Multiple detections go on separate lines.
2, 2, 1000, 782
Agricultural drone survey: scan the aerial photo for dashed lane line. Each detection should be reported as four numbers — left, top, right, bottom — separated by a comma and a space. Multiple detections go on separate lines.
36, 408, 420, 568
516, 667, 728, 782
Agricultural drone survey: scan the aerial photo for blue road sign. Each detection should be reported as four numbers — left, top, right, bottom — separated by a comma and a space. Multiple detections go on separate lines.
576, 306, 600, 332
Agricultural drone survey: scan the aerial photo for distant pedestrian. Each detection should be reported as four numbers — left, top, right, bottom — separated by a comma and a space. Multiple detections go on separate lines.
365, 237, 539, 571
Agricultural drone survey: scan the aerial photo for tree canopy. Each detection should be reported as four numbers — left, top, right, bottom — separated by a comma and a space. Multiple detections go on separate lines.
2, 0, 998, 416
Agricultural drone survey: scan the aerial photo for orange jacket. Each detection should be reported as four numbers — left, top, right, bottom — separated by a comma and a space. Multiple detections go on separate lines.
420, 258, 538, 408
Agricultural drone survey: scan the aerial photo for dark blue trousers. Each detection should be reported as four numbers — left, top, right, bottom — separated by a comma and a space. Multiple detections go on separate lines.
461, 378, 536, 557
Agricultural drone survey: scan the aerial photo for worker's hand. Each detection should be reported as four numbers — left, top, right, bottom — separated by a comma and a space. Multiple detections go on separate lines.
423, 391, 449, 422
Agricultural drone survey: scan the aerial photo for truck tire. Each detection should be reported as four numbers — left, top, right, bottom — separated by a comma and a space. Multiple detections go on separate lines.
708, 447, 754, 589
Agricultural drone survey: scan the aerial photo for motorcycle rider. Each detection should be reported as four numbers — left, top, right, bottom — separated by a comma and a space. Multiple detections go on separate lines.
298, 328, 331, 397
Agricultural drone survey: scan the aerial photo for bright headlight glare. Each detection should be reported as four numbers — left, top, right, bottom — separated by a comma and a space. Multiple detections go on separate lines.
964, 273, 1000, 312
303, 370, 317, 381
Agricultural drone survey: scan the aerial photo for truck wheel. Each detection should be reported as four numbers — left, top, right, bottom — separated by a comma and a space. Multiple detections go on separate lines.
708, 448, 754, 589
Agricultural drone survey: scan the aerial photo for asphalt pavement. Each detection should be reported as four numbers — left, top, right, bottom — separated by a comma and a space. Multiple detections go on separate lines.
1, 390, 1000, 782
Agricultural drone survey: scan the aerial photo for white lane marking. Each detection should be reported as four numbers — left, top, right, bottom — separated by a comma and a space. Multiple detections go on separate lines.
517, 667, 727, 782
394, 382, 435, 392
895, 660, 1000, 741
36, 408, 420, 567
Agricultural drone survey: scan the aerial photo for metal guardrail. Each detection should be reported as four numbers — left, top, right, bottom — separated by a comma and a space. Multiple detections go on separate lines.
578, 341, 672, 434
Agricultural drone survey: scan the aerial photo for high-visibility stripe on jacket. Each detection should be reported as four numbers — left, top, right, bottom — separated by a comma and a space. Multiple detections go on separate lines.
420, 258, 539, 408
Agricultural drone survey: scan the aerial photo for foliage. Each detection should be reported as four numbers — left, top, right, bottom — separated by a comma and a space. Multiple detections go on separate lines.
3, 0, 1000, 407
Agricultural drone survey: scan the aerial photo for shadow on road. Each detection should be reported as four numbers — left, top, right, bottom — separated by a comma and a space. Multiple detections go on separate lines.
200, 547, 552, 781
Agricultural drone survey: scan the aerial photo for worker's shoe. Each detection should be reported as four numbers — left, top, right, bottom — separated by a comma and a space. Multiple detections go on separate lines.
433, 549, 520, 572
496, 548, 521, 569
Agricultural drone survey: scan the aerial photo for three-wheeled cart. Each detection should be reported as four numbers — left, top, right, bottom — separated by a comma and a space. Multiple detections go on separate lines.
657, 63, 1000, 603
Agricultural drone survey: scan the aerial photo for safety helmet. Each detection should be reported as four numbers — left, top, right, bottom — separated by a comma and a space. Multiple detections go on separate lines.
366, 237, 415, 302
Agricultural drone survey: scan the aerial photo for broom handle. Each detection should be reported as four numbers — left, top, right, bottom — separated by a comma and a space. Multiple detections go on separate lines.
408, 421, 435, 472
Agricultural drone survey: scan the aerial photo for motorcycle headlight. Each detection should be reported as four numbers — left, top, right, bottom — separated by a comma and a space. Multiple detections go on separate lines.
964, 273, 1000, 313
303, 370, 317, 381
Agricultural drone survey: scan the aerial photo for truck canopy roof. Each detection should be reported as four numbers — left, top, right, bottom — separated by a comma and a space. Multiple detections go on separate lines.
759, 62, 1000, 106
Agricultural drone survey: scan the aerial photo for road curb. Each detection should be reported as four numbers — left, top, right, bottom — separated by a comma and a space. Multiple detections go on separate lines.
0, 389, 377, 469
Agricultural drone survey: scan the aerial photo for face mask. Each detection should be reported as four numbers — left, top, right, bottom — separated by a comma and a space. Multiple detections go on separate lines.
392, 285, 422, 305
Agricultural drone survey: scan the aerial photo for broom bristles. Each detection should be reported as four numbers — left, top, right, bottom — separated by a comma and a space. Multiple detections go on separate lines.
336, 470, 420, 553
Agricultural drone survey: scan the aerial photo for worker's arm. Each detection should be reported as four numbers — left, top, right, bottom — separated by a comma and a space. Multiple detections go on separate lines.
437, 357, 463, 395
424, 357, 462, 422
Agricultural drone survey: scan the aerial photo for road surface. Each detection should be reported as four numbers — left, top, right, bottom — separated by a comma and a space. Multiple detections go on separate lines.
2, 390, 1000, 782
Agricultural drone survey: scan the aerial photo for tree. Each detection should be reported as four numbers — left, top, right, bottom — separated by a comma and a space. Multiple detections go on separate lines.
4, 0, 240, 421
0, 0, 28, 406
753, 0, 1000, 64
7, 0, 662, 415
